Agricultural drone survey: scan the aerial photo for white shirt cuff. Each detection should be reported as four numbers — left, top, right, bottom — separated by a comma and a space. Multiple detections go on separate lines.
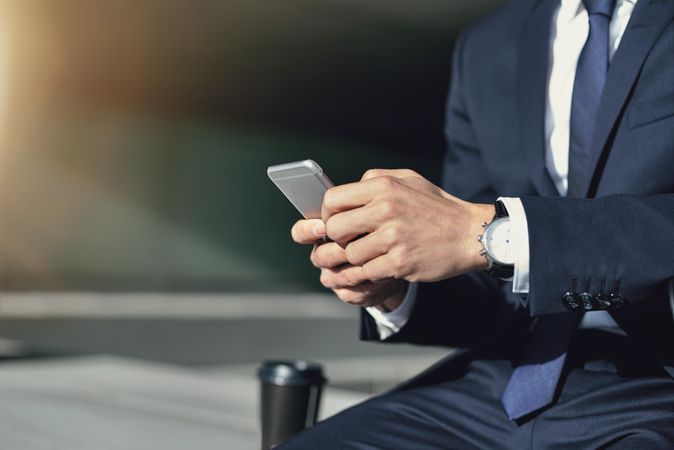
497, 197, 530, 294
365, 282, 417, 340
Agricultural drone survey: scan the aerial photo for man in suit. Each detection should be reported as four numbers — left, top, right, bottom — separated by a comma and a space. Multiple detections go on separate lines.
283, 0, 674, 447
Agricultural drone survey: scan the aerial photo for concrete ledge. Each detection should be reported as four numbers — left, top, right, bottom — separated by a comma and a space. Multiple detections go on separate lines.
0, 292, 448, 366
0, 292, 354, 319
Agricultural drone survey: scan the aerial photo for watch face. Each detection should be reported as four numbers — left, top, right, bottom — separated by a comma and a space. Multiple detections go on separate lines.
484, 218, 515, 265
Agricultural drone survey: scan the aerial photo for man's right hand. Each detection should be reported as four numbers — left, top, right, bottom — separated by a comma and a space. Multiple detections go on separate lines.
291, 219, 407, 310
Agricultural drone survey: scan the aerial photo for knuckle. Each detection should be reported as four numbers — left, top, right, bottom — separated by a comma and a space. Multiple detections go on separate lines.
322, 188, 337, 212
361, 263, 374, 280
404, 262, 420, 281
341, 269, 357, 287
378, 200, 398, 220
390, 251, 407, 276
349, 269, 364, 287
377, 176, 397, 189
324, 218, 343, 242
362, 169, 381, 180
310, 250, 320, 268
322, 246, 341, 268
330, 245, 348, 267
385, 226, 402, 244
407, 273, 420, 283
311, 246, 324, 267
319, 271, 332, 288
344, 244, 360, 266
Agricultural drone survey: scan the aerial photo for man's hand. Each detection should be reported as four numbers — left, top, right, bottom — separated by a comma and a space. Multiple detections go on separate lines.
291, 219, 408, 310
320, 169, 495, 284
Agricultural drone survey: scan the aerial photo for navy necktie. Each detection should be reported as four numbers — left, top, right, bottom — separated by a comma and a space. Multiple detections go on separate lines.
568, 0, 615, 197
501, 0, 616, 421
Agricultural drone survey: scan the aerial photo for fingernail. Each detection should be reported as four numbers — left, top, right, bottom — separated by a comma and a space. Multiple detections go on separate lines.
312, 222, 326, 237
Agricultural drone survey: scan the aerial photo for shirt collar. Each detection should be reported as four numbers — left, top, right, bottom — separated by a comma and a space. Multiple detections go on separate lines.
558, 0, 638, 23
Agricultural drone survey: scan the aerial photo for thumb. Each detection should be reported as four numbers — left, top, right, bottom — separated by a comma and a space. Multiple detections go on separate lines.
361, 168, 421, 181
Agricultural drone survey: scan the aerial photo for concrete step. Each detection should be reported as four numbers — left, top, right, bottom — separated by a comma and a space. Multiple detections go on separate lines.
0, 292, 449, 366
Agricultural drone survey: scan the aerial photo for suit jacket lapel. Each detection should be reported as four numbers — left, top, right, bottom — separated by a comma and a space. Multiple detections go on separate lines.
518, 0, 560, 197
582, 0, 674, 197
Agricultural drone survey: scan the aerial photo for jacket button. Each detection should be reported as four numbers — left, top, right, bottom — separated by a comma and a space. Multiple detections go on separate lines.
562, 291, 581, 311
579, 292, 595, 311
594, 293, 612, 310
609, 293, 625, 308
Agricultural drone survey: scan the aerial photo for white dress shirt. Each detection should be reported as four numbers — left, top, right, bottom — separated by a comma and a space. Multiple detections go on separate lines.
367, 0, 637, 339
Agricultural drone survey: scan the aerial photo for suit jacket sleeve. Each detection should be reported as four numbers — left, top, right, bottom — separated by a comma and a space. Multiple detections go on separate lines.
522, 194, 674, 316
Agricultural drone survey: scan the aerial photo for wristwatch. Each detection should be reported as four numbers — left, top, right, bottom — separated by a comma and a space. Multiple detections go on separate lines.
479, 201, 515, 278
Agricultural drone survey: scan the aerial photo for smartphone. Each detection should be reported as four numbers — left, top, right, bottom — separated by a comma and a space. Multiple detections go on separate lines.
267, 160, 334, 219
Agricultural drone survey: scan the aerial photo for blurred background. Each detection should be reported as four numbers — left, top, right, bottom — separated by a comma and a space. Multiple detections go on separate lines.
0, 1, 501, 448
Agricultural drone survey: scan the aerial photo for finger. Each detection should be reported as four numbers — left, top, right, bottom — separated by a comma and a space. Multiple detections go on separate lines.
319, 265, 368, 289
321, 177, 398, 221
344, 231, 391, 266
325, 205, 378, 243
333, 284, 380, 307
362, 254, 400, 281
311, 242, 348, 269
291, 219, 326, 244
361, 168, 421, 181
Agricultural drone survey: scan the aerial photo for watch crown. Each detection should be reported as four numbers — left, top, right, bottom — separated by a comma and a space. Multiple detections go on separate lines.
479, 249, 487, 256
477, 234, 483, 242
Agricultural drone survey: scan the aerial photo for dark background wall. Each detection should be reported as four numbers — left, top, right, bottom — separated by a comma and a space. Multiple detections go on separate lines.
0, 0, 502, 292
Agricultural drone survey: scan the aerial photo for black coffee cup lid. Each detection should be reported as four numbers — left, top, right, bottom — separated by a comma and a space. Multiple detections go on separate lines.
258, 360, 327, 386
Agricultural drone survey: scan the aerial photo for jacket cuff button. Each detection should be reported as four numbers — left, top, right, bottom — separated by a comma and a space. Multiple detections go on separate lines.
609, 293, 625, 308
562, 291, 581, 311
594, 293, 612, 310
579, 292, 595, 311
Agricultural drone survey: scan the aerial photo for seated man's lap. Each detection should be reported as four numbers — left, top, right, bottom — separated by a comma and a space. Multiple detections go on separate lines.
279, 354, 674, 449
279, 358, 527, 449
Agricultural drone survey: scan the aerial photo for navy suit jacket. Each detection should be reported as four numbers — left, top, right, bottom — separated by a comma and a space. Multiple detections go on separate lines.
360, 0, 674, 373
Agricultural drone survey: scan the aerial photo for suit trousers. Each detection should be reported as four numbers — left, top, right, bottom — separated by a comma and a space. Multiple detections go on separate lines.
279, 330, 674, 449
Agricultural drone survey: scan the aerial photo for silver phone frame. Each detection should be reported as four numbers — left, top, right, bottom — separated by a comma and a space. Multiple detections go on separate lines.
267, 160, 334, 219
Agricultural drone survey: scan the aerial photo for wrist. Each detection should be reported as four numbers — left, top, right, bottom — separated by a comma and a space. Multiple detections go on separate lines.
466, 203, 496, 272
478, 200, 516, 278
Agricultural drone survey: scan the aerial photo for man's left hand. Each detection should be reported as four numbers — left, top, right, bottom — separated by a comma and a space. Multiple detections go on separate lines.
321, 169, 495, 284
